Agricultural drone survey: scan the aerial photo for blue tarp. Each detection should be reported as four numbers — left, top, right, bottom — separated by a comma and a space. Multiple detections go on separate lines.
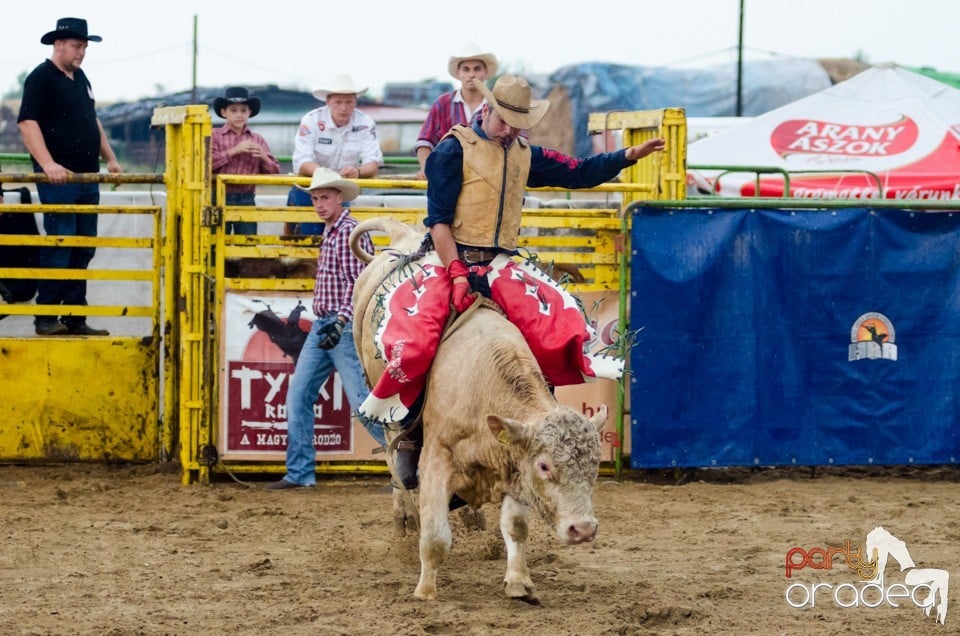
629, 205, 960, 468
549, 59, 832, 156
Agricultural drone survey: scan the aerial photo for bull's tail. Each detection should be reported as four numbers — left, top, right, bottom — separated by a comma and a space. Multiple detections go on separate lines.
349, 217, 424, 263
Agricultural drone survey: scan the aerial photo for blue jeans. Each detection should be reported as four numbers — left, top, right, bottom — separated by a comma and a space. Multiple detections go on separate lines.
35, 181, 100, 328
286, 186, 325, 236
282, 316, 384, 485
224, 191, 256, 236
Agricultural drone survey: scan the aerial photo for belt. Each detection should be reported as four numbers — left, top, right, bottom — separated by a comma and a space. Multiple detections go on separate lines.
458, 248, 499, 264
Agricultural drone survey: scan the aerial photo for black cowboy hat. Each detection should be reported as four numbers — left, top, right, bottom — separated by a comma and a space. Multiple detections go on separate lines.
41, 17, 102, 45
213, 87, 262, 118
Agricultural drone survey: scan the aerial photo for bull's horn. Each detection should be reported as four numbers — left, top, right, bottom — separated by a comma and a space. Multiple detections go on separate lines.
349, 217, 424, 263
589, 405, 608, 432
348, 218, 385, 263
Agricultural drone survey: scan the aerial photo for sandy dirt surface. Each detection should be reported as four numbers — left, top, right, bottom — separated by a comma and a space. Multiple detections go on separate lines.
1, 462, 958, 635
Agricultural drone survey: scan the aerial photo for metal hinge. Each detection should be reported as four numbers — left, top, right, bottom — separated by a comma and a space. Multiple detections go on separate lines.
202, 206, 222, 227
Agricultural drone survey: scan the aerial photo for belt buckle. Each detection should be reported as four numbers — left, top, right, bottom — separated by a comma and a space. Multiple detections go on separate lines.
461, 249, 493, 264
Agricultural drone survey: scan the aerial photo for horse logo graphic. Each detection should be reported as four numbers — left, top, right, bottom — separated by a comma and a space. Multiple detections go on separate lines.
865, 526, 949, 625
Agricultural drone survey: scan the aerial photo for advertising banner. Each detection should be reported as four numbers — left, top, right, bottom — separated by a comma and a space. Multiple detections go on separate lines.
630, 205, 960, 468
220, 290, 627, 463
219, 292, 381, 461
687, 66, 960, 200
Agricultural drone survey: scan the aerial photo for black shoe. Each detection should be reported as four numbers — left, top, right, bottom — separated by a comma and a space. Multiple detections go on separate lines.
395, 440, 420, 490
65, 323, 110, 336
36, 322, 69, 336
264, 478, 314, 491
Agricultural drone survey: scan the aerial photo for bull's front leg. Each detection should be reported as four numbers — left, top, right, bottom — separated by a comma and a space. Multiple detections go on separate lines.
391, 486, 418, 537
500, 494, 540, 604
413, 468, 451, 600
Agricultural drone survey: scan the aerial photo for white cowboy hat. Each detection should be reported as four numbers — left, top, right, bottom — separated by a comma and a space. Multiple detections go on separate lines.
476, 74, 549, 130
447, 43, 499, 80
295, 167, 360, 201
312, 74, 368, 101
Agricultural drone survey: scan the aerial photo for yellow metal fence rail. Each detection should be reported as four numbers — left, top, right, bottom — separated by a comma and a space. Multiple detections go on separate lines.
0, 172, 172, 463
1, 104, 686, 483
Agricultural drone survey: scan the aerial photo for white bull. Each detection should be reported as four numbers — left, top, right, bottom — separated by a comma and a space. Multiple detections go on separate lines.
350, 217, 605, 603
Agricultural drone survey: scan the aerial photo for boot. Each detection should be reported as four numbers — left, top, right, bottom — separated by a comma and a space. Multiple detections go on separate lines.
395, 440, 420, 489
394, 425, 422, 490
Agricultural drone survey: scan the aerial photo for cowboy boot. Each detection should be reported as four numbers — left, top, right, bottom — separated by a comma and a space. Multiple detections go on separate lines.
394, 425, 422, 490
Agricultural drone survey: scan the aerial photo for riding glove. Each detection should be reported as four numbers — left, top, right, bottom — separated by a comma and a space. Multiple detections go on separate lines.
448, 259, 476, 313
317, 317, 345, 349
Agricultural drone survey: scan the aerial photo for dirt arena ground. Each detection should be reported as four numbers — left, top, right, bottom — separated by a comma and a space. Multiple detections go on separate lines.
1, 462, 957, 635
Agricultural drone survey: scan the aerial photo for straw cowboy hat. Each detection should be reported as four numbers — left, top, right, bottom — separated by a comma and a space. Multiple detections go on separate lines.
41, 17, 102, 44
295, 167, 360, 201
312, 75, 368, 101
476, 74, 549, 130
213, 87, 261, 118
447, 43, 499, 80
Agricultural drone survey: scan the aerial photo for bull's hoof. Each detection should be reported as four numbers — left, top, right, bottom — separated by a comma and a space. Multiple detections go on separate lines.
413, 585, 437, 601
504, 581, 540, 605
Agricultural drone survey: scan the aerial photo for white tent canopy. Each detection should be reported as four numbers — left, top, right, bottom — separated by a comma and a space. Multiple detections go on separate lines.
687, 65, 960, 200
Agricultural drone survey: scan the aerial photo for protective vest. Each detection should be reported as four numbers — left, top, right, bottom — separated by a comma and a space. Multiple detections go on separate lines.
446, 126, 531, 250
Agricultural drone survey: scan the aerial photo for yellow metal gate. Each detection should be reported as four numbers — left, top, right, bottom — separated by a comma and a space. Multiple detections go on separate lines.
0, 172, 172, 461
1, 103, 685, 482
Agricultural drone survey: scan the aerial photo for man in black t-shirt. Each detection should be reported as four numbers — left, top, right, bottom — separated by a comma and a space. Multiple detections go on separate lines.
17, 17, 122, 336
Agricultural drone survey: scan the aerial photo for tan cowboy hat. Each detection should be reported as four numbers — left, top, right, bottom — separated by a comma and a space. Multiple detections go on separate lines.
312, 75, 368, 101
447, 43, 499, 80
476, 74, 549, 130
295, 167, 360, 201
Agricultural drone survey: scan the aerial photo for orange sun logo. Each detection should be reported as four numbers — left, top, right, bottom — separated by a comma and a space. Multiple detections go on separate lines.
855, 318, 889, 345
849, 312, 897, 362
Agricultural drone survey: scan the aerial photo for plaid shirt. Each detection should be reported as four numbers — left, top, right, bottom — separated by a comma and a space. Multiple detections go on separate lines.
312, 210, 372, 321
413, 90, 485, 153
210, 125, 280, 194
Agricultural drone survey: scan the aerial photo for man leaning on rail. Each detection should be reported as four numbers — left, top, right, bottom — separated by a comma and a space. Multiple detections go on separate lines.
17, 17, 122, 336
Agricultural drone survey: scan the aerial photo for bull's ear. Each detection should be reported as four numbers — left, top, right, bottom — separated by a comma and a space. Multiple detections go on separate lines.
589, 405, 608, 432
487, 415, 524, 446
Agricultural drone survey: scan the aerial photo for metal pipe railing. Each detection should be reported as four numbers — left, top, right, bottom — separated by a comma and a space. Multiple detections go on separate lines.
690, 164, 886, 198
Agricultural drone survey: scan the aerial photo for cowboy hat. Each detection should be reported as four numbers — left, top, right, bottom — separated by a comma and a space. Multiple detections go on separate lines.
295, 167, 360, 201
312, 75, 368, 101
476, 74, 549, 130
447, 43, 498, 80
213, 87, 261, 118
41, 17, 102, 45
